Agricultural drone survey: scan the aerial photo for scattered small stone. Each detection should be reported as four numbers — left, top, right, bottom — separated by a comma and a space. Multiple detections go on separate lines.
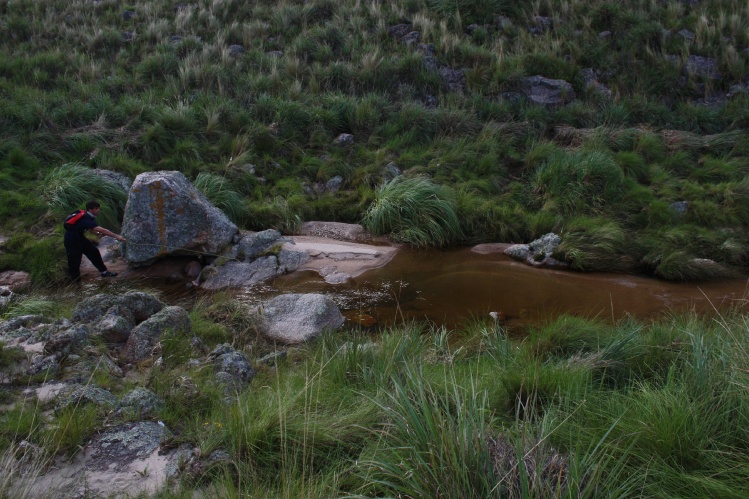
686, 55, 721, 80
266, 50, 284, 58
228, 44, 244, 56
598, 31, 612, 39
417, 93, 438, 108
56, 384, 118, 412
333, 133, 354, 146
519, 76, 576, 107
326, 175, 344, 193
440, 67, 466, 93
121, 10, 135, 21
119, 387, 164, 417
528, 16, 553, 36
388, 24, 413, 40
417, 43, 436, 56
670, 201, 688, 216
384, 162, 402, 180
401, 31, 421, 46
185, 260, 202, 278
677, 29, 695, 42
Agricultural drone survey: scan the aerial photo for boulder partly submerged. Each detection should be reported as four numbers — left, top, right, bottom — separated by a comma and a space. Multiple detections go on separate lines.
122, 171, 238, 265
504, 233, 569, 269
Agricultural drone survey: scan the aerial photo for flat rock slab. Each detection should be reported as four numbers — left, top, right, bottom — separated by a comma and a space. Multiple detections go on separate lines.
286, 236, 398, 284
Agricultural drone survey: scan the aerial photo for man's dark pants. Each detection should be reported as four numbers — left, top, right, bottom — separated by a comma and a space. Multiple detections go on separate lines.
64, 233, 106, 282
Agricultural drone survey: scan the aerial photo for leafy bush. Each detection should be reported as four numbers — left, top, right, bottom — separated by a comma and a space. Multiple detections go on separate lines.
558, 217, 635, 273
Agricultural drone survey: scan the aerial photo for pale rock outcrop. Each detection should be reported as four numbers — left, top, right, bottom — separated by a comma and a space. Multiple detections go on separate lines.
199, 230, 309, 290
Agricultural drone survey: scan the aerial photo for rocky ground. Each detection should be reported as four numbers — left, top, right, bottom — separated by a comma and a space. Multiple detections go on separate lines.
79, 222, 399, 288
1, 222, 399, 498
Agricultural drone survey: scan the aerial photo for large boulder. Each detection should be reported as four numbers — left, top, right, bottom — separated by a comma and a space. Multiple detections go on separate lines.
259, 293, 345, 344
122, 171, 238, 265
122, 306, 191, 362
519, 76, 576, 107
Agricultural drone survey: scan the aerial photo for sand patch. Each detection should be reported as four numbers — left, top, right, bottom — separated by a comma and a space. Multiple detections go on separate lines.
285, 236, 398, 283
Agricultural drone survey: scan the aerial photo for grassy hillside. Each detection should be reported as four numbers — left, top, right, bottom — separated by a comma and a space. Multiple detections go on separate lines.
1, 0, 749, 283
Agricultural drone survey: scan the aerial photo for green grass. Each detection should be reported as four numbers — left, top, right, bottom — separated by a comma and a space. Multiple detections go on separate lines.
193, 172, 248, 224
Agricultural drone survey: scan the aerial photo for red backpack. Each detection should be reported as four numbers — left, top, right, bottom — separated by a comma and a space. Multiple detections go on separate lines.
63, 209, 86, 230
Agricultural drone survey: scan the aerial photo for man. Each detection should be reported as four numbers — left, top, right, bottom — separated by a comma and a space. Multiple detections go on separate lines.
64, 200, 126, 283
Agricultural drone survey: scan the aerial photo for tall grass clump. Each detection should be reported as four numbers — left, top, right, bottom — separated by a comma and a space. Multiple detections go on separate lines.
557, 217, 636, 273
357, 366, 498, 498
41, 163, 127, 231
362, 176, 461, 247
531, 151, 626, 216
193, 173, 247, 224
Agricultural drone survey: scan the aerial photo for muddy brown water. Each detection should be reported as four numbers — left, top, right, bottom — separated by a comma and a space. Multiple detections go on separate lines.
123, 249, 749, 331
263, 247, 749, 330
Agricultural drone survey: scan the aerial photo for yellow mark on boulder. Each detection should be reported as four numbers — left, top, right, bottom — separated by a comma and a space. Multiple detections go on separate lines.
147, 181, 169, 256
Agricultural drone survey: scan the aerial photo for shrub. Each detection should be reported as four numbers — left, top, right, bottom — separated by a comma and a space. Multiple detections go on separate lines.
245, 196, 301, 234
362, 176, 461, 247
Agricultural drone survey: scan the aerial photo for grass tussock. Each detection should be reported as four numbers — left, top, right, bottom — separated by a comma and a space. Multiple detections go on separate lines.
362, 176, 461, 247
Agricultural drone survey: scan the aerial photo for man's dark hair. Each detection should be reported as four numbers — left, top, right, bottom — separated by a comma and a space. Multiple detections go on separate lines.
86, 200, 101, 210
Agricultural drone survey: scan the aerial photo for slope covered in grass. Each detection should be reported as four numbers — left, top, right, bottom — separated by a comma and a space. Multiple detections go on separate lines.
1, 0, 749, 282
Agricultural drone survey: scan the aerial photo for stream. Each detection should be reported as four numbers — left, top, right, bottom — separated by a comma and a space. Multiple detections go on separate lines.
244, 247, 749, 330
